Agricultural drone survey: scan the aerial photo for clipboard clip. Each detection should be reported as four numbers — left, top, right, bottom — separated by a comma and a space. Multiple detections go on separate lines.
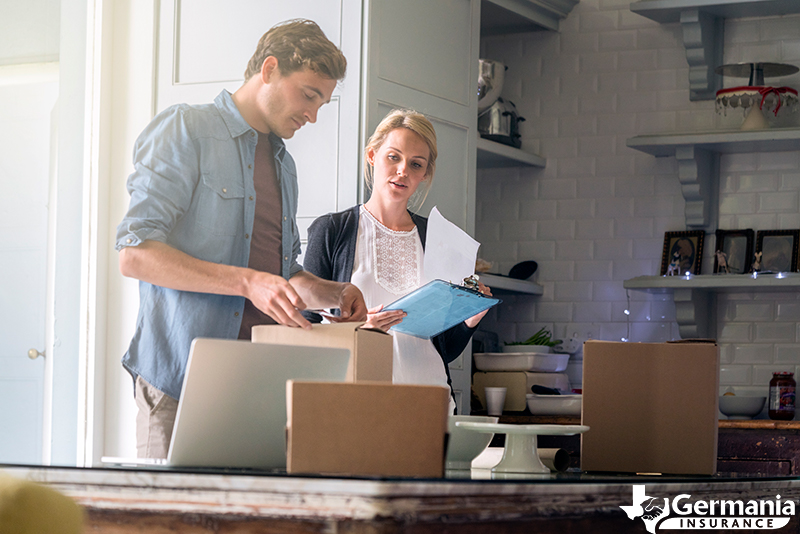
462, 274, 480, 290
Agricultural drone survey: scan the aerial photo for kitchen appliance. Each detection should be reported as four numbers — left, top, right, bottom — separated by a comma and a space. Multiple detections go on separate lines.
477, 59, 505, 113
478, 97, 525, 148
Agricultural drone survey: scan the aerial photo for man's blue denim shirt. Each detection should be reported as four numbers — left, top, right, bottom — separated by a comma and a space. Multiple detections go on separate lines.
115, 90, 303, 399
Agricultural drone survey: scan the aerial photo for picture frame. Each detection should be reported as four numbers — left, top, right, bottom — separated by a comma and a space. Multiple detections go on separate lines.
660, 230, 705, 276
755, 229, 800, 273
714, 229, 754, 274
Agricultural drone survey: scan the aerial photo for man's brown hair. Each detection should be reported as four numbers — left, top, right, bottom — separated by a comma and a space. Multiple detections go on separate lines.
244, 19, 346, 81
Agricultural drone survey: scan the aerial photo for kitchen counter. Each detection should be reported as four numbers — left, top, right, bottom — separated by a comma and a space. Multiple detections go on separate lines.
6, 464, 800, 533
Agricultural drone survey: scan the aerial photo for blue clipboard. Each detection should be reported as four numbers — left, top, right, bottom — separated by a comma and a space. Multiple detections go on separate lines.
383, 279, 501, 339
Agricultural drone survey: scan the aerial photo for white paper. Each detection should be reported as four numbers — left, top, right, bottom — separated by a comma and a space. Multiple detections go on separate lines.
422, 206, 480, 285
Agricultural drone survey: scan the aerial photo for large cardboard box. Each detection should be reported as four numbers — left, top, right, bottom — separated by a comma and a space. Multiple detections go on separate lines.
252, 323, 392, 382
581, 340, 719, 475
286, 381, 450, 478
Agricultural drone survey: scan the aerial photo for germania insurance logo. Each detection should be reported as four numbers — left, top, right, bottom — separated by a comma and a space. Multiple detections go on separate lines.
621, 485, 795, 532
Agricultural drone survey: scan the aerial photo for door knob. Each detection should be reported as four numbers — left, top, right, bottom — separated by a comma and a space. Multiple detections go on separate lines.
28, 348, 45, 360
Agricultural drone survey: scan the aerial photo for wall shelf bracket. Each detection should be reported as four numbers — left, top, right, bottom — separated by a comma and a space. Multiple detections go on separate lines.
681, 9, 723, 101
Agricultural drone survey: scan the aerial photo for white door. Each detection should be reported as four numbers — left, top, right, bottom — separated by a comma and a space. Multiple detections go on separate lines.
363, 0, 480, 412
0, 69, 59, 464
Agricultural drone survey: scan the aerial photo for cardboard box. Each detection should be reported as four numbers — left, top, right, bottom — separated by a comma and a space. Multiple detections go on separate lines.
473, 371, 570, 411
581, 340, 719, 475
252, 323, 392, 382
286, 380, 450, 478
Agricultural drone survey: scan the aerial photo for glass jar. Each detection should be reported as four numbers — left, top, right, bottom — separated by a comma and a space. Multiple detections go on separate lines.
769, 372, 796, 420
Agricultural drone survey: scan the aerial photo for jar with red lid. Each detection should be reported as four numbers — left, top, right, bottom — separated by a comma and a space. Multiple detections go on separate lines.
769, 372, 796, 420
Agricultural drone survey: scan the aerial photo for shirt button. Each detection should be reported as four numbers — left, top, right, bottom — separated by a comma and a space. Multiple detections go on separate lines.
249, 196, 254, 201
284, 256, 288, 261
222, 188, 227, 193
234, 312, 240, 317
283, 216, 287, 221
126, 238, 132, 244
250, 132, 255, 137
245, 234, 250, 239
248, 164, 252, 169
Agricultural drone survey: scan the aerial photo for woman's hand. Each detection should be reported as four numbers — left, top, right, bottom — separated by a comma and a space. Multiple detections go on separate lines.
363, 304, 406, 332
465, 282, 492, 328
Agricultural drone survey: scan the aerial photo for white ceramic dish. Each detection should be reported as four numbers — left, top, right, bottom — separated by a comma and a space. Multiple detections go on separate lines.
474, 352, 569, 373
526, 393, 582, 416
445, 415, 499, 470
718, 395, 766, 419
502, 345, 552, 354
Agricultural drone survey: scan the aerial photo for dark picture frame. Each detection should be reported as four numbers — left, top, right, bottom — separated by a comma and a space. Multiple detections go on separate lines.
660, 230, 705, 276
755, 229, 800, 273
714, 229, 754, 274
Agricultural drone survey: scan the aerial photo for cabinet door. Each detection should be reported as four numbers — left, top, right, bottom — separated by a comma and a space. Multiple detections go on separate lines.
363, 0, 480, 412
155, 0, 362, 241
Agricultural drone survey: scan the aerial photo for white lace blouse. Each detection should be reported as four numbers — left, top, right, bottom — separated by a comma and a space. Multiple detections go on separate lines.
351, 206, 454, 411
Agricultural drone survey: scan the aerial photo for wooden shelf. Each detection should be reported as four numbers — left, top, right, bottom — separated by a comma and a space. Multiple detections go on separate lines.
624, 273, 800, 339
481, 0, 579, 34
627, 128, 800, 157
477, 137, 546, 168
624, 273, 800, 292
479, 273, 544, 295
630, 0, 800, 24
627, 128, 800, 229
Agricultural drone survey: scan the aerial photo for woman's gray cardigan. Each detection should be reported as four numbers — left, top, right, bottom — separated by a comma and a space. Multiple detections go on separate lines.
302, 205, 476, 394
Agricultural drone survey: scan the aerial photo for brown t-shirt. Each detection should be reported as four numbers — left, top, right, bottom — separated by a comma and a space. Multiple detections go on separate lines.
238, 133, 283, 339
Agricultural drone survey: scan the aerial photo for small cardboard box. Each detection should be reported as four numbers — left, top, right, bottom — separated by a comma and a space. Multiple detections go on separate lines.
252, 323, 392, 382
581, 340, 719, 475
286, 381, 450, 478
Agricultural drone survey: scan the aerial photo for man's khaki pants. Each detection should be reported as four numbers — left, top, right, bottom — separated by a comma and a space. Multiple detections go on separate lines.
135, 376, 179, 459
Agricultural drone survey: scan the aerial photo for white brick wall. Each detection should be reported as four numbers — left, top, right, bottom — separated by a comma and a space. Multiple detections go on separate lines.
476, 2, 800, 398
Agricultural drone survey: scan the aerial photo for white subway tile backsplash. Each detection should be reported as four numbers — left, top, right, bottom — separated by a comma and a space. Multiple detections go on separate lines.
538, 178, 578, 199
558, 198, 596, 219
633, 153, 678, 175
736, 213, 778, 230
558, 157, 597, 177
576, 260, 614, 281
614, 217, 655, 239
577, 176, 615, 198
779, 213, 800, 227
630, 321, 672, 342
618, 49, 658, 71
556, 240, 595, 260
775, 344, 800, 365
540, 137, 579, 159
657, 89, 689, 111
617, 91, 657, 113
578, 135, 617, 157
656, 48, 688, 70
724, 19, 762, 45
721, 152, 759, 173
518, 240, 556, 261
718, 193, 757, 215
732, 344, 773, 364
538, 261, 576, 281
615, 175, 655, 197
753, 366, 794, 388
559, 116, 598, 137
555, 281, 594, 301
535, 302, 574, 322
758, 151, 800, 171
631, 238, 660, 260
480, 241, 518, 262
755, 323, 796, 343
719, 366, 753, 386
579, 10, 619, 32
594, 238, 633, 260
720, 323, 752, 342
784, 39, 800, 60
777, 303, 800, 321
574, 301, 613, 322
780, 173, 800, 191
633, 196, 675, 217
596, 197, 634, 218
759, 191, 798, 213
593, 281, 630, 301
479, 199, 519, 222
650, 299, 676, 321
612, 259, 656, 279
741, 42, 781, 63
520, 199, 558, 220
538, 220, 576, 240
636, 70, 678, 91
599, 29, 636, 50
501, 221, 537, 241
576, 219, 614, 240
635, 111, 677, 134
598, 71, 637, 94
675, 109, 716, 130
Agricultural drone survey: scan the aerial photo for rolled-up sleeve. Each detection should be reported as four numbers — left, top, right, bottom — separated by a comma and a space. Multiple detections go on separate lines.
115, 106, 199, 251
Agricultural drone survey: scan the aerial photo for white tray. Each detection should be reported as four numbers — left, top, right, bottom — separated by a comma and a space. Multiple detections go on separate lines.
526, 393, 581, 416
474, 352, 569, 372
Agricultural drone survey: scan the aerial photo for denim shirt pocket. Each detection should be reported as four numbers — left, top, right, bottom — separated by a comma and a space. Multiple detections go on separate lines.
193, 173, 246, 236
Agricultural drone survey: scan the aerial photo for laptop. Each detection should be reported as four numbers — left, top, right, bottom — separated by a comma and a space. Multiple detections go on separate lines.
102, 338, 350, 470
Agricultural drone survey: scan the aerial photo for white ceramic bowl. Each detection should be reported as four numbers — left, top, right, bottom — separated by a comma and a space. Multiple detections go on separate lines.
526, 394, 582, 416
445, 415, 499, 470
474, 352, 570, 372
502, 344, 551, 354
718, 395, 766, 419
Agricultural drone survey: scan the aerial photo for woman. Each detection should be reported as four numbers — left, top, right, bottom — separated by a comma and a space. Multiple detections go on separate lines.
303, 109, 491, 413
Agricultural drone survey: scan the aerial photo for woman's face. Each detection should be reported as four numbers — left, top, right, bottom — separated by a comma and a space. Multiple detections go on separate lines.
367, 127, 430, 206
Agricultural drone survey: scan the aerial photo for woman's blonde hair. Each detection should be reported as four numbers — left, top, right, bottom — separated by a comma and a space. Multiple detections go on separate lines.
364, 109, 438, 211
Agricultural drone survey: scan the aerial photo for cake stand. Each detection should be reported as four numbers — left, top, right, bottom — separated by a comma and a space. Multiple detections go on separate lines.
714, 62, 799, 130
455, 422, 589, 474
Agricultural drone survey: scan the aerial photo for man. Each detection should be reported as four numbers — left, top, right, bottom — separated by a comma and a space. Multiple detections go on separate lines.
116, 19, 367, 458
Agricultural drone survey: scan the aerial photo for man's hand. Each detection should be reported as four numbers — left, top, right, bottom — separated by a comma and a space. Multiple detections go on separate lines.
243, 270, 312, 329
329, 283, 368, 322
